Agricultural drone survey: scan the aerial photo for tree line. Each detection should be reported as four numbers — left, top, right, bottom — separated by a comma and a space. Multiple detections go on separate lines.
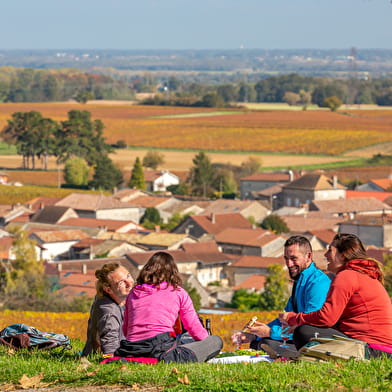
0, 67, 134, 103
143, 73, 392, 108
1, 67, 392, 107
1, 110, 123, 190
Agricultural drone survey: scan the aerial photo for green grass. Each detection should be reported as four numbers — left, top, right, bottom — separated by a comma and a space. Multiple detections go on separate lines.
1, 340, 391, 391
0, 143, 17, 155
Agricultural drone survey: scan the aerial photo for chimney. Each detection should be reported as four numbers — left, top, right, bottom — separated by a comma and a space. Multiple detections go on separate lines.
82, 264, 87, 274
155, 225, 160, 233
333, 176, 338, 189
288, 170, 294, 182
210, 213, 215, 224
57, 263, 62, 272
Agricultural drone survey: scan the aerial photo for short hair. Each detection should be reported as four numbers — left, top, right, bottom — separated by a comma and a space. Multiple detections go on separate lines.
95, 263, 122, 297
136, 251, 182, 289
284, 235, 312, 254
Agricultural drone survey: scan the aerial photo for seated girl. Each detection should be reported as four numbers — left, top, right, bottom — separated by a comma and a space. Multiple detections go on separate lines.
115, 251, 222, 362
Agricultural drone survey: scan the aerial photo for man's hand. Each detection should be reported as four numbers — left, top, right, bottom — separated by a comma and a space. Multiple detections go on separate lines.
231, 331, 255, 344
247, 321, 271, 338
279, 312, 289, 325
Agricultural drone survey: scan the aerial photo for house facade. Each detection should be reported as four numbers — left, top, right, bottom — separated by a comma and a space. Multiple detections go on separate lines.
282, 173, 346, 207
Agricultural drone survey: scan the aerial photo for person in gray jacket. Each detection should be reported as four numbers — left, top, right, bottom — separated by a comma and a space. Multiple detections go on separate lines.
82, 263, 134, 357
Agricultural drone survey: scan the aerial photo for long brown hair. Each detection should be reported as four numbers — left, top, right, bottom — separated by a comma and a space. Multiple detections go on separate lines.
95, 263, 122, 297
331, 233, 384, 283
136, 252, 182, 289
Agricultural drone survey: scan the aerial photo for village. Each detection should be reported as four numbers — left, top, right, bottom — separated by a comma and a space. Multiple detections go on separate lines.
1, 167, 391, 311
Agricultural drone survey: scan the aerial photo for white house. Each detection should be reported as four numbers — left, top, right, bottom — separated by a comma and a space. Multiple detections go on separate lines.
144, 170, 179, 192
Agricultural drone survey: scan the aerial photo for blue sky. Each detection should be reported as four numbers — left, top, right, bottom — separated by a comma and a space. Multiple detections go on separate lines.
1, 0, 391, 50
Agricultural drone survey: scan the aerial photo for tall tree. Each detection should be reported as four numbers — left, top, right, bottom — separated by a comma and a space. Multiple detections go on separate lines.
3, 227, 48, 309
189, 152, 214, 197
259, 264, 290, 311
1, 111, 53, 169
129, 157, 146, 190
89, 155, 123, 191
56, 110, 112, 165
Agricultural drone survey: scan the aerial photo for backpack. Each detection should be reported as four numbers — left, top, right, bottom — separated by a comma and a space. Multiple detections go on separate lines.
0, 323, 71, 350
298, 335, 369, 362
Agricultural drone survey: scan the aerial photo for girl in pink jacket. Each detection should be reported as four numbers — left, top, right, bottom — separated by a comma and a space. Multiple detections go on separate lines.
115, 252, 222, 362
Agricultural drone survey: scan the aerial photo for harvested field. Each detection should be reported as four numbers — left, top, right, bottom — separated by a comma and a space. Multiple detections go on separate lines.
0, 150, 354, 176
1, 103, 392, 156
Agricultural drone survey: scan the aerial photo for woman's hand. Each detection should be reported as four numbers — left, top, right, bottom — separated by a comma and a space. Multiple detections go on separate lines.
279, 312, 289, 325
231, 331, 255, 344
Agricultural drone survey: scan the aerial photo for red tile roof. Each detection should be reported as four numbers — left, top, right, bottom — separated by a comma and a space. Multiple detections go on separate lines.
282, 213, 344, 232
59, 217, 136, 231
191, 213, 252, 235
56, 193, 135, 210
234, 275, 266, 291
130, 195, 170, 208
215, 228, 282, 247
371, 178, 392, 191
240, 172, 297, 182
346, 190, 392, 202
126, 249, 197, 266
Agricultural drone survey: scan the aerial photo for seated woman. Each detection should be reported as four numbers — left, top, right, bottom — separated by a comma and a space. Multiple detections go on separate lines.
279, 233, 392, 358
82, 263, 134, 357
115, 251, 223, 363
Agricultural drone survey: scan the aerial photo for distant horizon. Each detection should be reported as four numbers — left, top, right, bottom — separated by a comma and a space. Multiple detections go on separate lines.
1, 47, 392, 52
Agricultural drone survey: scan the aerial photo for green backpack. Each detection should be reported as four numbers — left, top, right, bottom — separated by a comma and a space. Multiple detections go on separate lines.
298, 335, 369, 362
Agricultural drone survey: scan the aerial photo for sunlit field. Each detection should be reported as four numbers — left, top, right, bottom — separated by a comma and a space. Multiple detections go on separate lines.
1, 103, 392, 156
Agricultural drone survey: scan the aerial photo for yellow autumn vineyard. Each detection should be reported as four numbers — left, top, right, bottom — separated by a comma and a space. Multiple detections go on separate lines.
0, 310, 279, 352
1, 103, 392, 155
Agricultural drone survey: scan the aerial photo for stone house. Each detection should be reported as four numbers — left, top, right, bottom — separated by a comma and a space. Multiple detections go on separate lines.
282, 173, 346, 208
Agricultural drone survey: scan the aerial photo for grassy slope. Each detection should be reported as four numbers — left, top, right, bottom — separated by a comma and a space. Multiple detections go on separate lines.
0, 341, 391, 391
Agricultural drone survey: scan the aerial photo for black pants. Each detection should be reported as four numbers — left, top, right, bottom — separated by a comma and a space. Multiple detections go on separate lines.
292, 325, 349, 350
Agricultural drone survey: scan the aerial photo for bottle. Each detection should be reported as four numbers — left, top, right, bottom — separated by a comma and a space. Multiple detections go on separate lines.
242, 316, 257, 332
205, 318, 212, 335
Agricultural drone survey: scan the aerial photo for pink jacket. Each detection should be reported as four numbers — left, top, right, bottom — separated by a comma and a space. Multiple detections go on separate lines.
123, 282, 208, 342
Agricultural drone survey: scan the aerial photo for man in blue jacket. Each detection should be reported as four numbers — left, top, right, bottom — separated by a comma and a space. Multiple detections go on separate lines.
232, 235, 331, 356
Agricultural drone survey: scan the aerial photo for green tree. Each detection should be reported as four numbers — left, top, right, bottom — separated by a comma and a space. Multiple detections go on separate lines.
240, 156, 263, 176
183, 282, 201, 311
259, 264, 290, 311
74, 90, 95, 104
189, 152, 214, 197
200, 92, 224, 108
56, 110, 112, 166
231, 288, 261, 312
63, 157, 90, 186
142, 150, 165, 169
166, 183, 190, 195
261, 215, 289, 234
213, 168, 237, 197
383, 253, 392, 297
2, 111, 51, 169
129, 157, 146, 190
164, 212, 190, 232
89, 155, 123, 190
141, 207, 162, 229
2, 227, 48, 309
323, 96, 343, 112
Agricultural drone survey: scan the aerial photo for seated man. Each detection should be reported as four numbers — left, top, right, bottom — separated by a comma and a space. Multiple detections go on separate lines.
232, 235, 331, 356
82, 263, 134, 357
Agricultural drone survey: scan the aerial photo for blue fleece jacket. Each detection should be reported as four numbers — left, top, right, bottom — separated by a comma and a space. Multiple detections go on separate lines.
268, 262, 331, 340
